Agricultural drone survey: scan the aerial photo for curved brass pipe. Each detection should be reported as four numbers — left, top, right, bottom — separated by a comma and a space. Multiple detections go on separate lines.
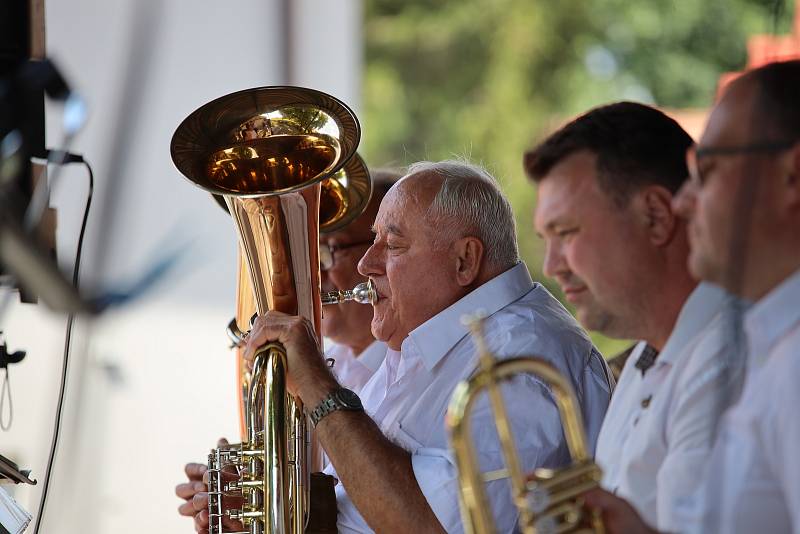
171, 86, 371, 534
446, 314, 604, 534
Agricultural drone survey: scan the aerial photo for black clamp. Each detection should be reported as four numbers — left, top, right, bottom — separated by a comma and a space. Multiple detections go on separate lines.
0, 333, 26, 370
0, 332, 25, 431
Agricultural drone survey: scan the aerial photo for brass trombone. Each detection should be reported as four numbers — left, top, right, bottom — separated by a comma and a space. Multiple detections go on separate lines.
446, 314, 604, 534
171, 86, 372, 534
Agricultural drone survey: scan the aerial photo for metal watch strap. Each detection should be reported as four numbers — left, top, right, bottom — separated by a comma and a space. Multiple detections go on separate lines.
309, 388, 362, 427
310, 393, 341, 427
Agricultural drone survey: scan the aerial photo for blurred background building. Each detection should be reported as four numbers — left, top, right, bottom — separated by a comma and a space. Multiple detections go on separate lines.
1, 0, 796, 532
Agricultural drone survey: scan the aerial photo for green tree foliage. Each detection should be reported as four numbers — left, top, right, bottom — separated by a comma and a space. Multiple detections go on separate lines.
362, 0, 793, 355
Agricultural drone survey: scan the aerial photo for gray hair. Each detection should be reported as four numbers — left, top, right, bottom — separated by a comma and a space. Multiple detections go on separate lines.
405, 160, 520, 269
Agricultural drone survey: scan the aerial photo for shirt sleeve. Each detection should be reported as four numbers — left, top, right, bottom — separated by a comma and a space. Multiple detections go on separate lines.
411, 375, 572, 534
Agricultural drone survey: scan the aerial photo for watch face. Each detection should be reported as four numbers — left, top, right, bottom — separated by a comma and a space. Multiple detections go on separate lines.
335, 388, 363, 410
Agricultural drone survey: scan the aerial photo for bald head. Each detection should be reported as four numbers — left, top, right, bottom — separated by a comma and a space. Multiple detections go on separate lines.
703, 61, 799, 149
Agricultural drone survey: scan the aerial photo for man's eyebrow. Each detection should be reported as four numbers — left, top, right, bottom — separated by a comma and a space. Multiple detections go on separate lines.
386, 223, 404, 236
371, 223, 405, 237
537, 216, 567, 235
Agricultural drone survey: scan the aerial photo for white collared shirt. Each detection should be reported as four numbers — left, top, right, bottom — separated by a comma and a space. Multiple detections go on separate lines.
685, 269, 800, 534
325, 262, 614, 533
594, 283, 743, 531
326, 340, 387, 394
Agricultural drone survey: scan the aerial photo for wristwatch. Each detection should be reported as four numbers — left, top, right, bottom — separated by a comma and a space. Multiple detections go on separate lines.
308, 387, 364, 427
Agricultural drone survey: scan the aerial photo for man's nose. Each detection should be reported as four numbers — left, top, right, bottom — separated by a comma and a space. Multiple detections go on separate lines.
358, 243, 383, 277
542, 241, 568, 280
672, 180, 696, 220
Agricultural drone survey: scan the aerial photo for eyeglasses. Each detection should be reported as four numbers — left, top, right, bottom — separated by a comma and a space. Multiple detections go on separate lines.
319, 240, 373, 271
686, 141, 796, 186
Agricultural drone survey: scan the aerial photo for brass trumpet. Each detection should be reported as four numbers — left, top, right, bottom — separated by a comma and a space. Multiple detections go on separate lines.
446, 314, 604, 534
171, 86, 372, 534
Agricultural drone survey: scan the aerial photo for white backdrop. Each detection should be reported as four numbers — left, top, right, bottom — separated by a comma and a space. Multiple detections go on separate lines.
1, 1, 362, 532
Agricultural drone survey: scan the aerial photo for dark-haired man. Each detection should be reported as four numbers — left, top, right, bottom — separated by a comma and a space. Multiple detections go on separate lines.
585, 59, 800, 534
526, 101, 740, 531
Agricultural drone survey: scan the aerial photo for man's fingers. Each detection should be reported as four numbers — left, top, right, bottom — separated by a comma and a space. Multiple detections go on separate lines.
194, 509, 209, 533
582, 488, 617, 509
176, 480, 207, 500
203, 466, 238, 486
192, 491, 209, 513
178, 499, 197, 517
184, 462, 208, 481
581, 488, 656, 534
244, 312, 295, 358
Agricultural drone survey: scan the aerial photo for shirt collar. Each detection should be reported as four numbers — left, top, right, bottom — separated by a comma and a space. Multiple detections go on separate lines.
657, 282, 728, 366
403, 262, 534, 371
358, 341, 388, 373
745, 268, 800, 365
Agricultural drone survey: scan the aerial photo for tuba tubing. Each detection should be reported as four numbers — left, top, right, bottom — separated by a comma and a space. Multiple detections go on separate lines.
171, 86, 372, 534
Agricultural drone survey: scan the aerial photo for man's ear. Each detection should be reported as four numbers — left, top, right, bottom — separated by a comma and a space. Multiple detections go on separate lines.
454, 236, 484, 286
638, 186, 678, 247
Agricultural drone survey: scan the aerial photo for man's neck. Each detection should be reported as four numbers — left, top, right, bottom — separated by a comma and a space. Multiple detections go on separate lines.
643, 275, 697, 352
350, 337, 376, 357
741, 252, 800, 302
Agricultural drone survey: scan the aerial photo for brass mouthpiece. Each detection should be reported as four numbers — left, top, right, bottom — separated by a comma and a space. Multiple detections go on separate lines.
321, 280, 377, 306
226, 281, 376, 349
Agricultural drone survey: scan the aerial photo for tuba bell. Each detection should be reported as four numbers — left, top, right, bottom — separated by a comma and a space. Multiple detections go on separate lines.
171, 86, 373, 534
446, 313, 604, 534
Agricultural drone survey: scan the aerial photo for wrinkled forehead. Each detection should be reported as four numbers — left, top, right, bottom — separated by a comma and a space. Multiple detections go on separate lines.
533, 151, 610, 230
373, 174, 440, 233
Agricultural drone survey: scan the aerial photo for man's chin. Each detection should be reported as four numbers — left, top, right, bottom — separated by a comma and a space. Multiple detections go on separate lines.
687, 252, 719, 286
576, 306, 615, 335
370, 317, 397, 345
321, 313, 343, 338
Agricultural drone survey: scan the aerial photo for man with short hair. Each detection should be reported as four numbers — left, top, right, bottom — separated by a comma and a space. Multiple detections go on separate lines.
242, 160, 612, 533
584, 59, 800, 534
526, 101, 739, 531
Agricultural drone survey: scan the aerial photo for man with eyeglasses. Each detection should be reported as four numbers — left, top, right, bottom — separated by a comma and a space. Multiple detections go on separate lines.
585, 59, 800, 533
525, 101, 741, 532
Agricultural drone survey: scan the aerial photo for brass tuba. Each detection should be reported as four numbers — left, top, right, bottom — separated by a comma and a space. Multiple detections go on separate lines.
171, 86, 374, 534
446, 314, 604, 534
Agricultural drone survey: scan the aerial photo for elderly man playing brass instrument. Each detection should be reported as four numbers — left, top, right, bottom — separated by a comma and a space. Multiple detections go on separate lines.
227, 160, 613, 533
